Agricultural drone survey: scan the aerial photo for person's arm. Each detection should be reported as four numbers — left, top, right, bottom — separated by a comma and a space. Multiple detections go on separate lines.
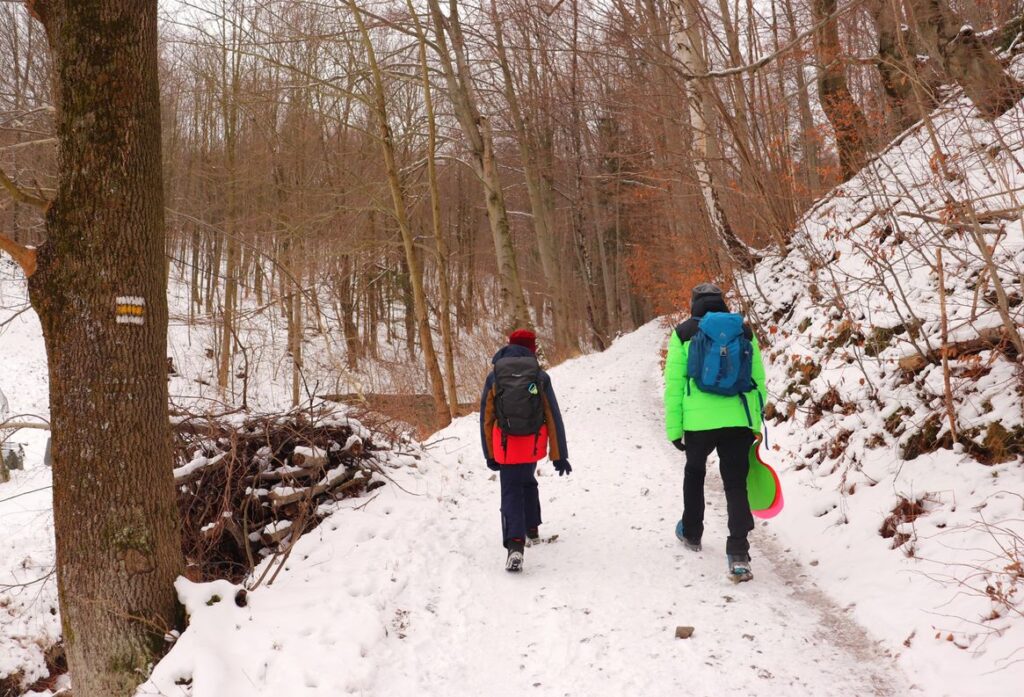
480, 373, 496, 460
542, 374, 568, 461
751, 336, 767, 433
664, 330, 687, 441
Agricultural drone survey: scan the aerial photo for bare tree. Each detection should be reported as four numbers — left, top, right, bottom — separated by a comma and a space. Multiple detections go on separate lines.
1, 2, 184, 695
425, 0, 531, 329
668, 0, 758, 270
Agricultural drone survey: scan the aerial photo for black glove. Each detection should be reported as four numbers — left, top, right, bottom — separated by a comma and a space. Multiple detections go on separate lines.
672, 438, 686, 452
486, 459, 501, 472
553, 459, 572, 476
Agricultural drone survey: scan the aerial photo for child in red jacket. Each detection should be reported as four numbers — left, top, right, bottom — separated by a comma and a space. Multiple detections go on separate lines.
480, 329, 570, 572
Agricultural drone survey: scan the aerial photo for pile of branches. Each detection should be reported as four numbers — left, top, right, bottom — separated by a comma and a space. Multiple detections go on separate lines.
172, 406, 390, 583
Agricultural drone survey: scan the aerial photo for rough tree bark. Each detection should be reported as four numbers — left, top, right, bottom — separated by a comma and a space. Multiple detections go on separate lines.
905, 0, 1024, 119
17, 1, 184, 695
812, 0, 871, 180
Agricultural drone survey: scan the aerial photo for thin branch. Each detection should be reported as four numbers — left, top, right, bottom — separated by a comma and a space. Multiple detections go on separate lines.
0, 137, 57, 153
676, 0, 866, 80
0, 166, 50, 210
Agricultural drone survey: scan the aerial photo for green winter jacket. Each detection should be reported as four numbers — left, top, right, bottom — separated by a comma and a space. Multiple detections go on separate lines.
663, 328, 767, 441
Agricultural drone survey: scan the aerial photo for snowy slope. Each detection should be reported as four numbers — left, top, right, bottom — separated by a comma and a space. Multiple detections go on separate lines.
141, 321, 921, 697
742, 75, 1024, 695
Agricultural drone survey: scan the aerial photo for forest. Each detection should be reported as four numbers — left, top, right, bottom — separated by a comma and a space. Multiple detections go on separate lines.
1, 1, 1023, 696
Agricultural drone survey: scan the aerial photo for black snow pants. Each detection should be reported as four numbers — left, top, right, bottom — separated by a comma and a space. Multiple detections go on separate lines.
681, 426, 756, 558
499, 462, 542, 548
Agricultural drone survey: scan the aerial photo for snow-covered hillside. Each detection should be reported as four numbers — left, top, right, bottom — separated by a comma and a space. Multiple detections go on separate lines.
743, 78, 1024, 691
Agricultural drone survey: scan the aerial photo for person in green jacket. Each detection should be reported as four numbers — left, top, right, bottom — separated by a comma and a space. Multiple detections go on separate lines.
663, 283, 767, 582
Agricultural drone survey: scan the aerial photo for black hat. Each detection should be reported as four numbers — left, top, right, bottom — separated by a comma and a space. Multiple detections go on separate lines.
691, 283, 724, 302
691, 283, 727, 317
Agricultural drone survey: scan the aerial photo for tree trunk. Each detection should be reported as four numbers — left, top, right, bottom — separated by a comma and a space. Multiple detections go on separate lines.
216, 22, 241, 392
350, 0, 450, 427
489, 0, 570, 351
25, 2, 183, 695
410, 0, 459, 416
812, 0, 871, 180
906, 0, 1024, 119
870, 0, 937, 131
668, 1, 758, 271
426, 0, 531, 330
337, 256, 360, 372
781, 0, 822, 193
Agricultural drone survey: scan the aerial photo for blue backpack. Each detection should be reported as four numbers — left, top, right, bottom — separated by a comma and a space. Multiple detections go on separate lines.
686, 312, 754, 397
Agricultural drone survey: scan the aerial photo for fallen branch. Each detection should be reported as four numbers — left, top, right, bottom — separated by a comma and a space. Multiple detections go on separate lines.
898, 327, 1014, 373
896, 210, 1002, 234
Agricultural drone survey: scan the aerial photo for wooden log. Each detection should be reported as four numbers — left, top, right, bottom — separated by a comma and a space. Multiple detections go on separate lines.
291, 445, 327, 468
268, 467, 370, 508
174, 452, 228, 484
254, 467, 315, 484
898, 328, 1011, 373
260, 520, 293, 546
341, 435, 363, 457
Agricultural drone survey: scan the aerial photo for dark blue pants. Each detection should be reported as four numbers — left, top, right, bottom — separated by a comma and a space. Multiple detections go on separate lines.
682, 427, 756, 558
499, 462, 542, 548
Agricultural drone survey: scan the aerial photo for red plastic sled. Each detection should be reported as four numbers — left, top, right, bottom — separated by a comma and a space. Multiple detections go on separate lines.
748, 436, 784, 519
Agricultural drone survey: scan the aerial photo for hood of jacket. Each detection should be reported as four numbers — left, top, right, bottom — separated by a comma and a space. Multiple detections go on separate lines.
491, 343, 536, 365
691, 293, 728, 318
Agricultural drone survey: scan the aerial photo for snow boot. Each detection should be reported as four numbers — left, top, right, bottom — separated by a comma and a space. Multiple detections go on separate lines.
675, 520, 702, 552
727, 554, 753, 583
525, 527, 540, 547
506, 541, 525, 573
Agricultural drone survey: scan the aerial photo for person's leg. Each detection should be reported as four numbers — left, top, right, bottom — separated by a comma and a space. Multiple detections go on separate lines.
499, 463, 529, 548
681, 430, 716, 544
716, 427, 757, 559
523, 463, 542, 534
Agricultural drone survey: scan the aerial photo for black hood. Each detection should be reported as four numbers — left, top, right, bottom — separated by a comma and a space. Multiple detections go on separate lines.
691, 293, 728, 318
491, 343, 535, 365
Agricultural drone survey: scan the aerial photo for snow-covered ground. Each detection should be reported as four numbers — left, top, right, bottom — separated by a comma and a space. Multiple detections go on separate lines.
142, 320, 923, 697
3, 285, 1021, 696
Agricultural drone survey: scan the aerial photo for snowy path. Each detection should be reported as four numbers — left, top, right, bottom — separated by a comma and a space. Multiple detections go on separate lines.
371, 321, 911, 697
144, 321, 914, 697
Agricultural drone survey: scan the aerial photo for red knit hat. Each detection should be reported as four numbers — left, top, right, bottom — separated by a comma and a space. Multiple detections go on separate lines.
508, 328, 537, 354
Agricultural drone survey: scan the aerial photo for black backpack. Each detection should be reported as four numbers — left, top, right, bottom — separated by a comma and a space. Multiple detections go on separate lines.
493, 356, 545, 436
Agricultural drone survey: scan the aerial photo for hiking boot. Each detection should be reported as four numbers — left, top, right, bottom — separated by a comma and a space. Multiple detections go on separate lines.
506, 540, 525, 572
675, 520, 702, 552
525, 527, 540, 547
727, 554, 753, 583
